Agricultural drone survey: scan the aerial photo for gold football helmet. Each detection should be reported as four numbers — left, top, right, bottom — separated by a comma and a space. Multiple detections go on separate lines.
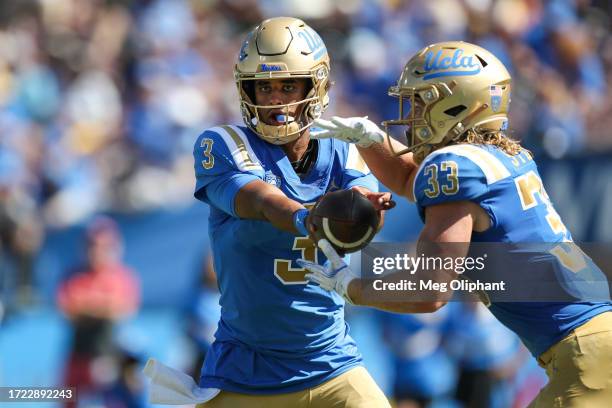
383, 41, 511, 162
235, 17, 330, 145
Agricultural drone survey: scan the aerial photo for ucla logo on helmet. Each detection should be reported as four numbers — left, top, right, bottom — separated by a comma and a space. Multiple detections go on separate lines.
298, 28, 326, 60
422, 49, 481, 80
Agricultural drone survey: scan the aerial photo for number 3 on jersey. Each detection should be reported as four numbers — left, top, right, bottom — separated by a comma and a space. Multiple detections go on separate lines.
200, 138, 214, 169
514, 171, 590, 273
514, 171, 567, 236
274, 237, 318, 284
274, 203, 318, 285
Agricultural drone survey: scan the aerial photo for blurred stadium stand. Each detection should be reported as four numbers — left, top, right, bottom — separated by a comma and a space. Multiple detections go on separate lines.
1, 0, 612, 407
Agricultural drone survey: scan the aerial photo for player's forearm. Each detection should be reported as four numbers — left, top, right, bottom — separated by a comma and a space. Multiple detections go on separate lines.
346, 235, 466, 313
235, 180, 306, 234
357, 142, 417, 198
347, 279, 446, 313
260, 192, 307, 234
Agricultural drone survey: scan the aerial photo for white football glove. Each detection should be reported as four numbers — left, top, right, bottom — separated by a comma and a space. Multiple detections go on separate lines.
296, 239, 358, 304
311, 116, 386, 148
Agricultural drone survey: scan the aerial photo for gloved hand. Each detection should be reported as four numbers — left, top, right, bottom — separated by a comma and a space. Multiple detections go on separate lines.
311, 116, 386, 148
297, 239, 358, 304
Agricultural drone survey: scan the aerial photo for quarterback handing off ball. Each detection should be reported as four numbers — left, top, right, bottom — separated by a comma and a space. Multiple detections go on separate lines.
308, 189, 379, 255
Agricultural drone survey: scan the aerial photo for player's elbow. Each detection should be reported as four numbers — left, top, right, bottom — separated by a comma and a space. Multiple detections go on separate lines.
388, 171, 412, 199
395, 163, 420, 200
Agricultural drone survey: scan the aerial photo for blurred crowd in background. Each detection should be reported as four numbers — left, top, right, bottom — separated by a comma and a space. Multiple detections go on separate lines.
2, 0, 612, 227
1, 0, 611, 407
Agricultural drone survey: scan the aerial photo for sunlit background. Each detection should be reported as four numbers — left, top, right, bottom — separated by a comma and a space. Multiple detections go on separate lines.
1, 0, 611, 407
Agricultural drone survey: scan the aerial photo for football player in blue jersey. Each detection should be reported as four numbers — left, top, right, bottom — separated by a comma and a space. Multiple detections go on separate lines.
191, 17, 391, 408
301, 41, 612, 407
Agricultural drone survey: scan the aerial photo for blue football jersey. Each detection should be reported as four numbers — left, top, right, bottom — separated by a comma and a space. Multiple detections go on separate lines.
413, 144, 612, 357
192, 125, 378, 393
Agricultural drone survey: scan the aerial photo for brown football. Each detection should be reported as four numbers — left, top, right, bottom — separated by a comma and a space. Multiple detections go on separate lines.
308, 189, 380, 255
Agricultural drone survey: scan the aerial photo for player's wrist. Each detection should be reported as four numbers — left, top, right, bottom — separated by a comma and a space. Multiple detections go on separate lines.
357, 117, 385, 147
335, 266, 357, 305
293, 208, 310, 236
346, 125, 374, 148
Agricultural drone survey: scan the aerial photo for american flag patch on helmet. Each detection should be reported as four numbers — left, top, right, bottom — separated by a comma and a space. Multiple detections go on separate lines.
490, 85, 503, 96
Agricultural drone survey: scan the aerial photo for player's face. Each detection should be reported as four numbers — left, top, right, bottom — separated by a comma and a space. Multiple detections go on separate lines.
254, 78, 308, 126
